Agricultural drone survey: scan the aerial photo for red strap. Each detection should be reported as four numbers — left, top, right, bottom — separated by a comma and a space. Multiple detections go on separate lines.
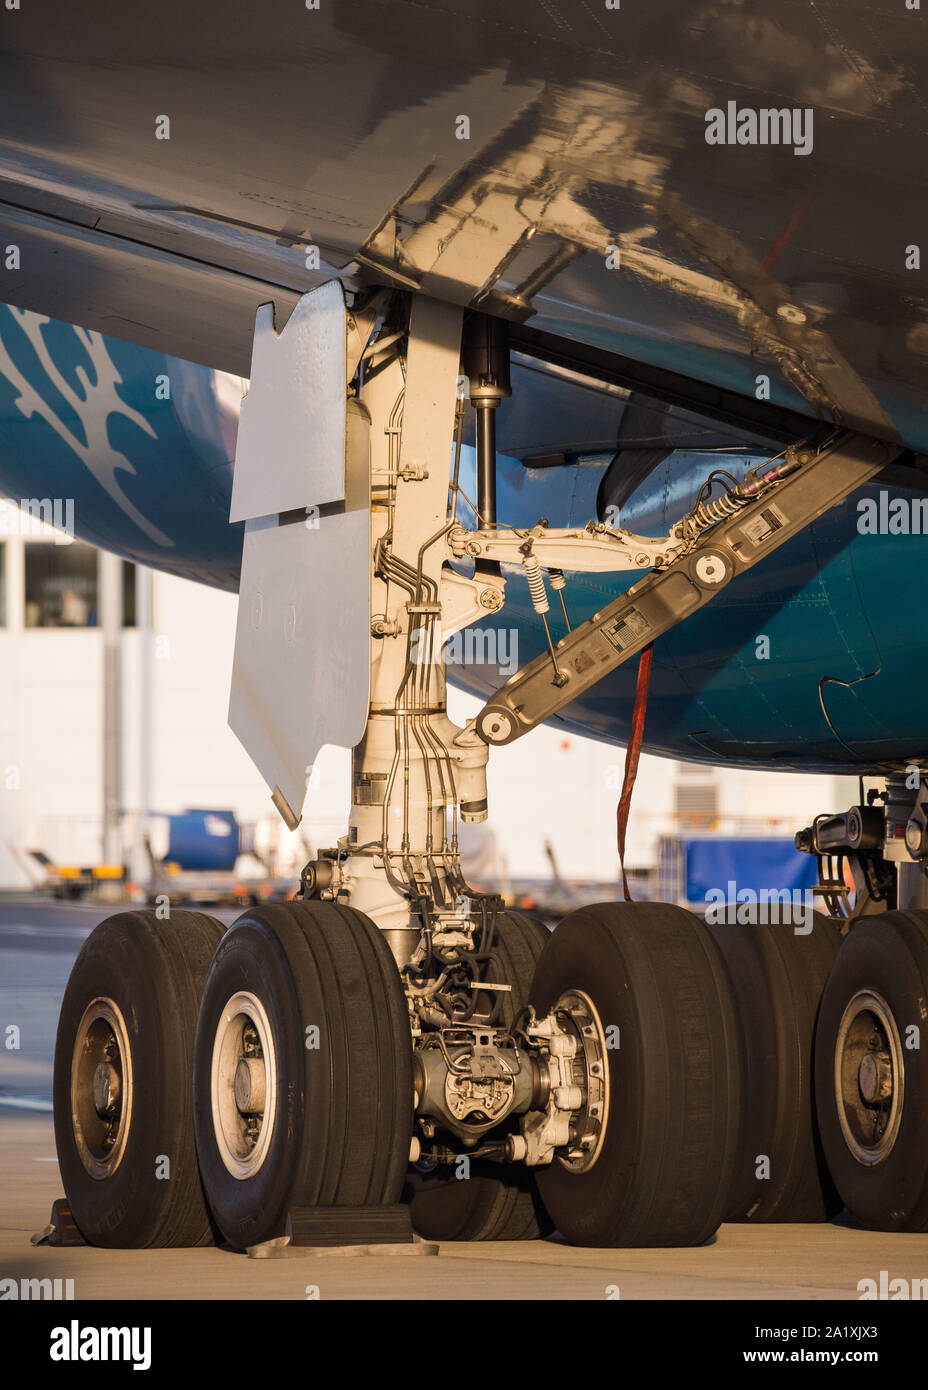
616, 642, 654, 901
761, 197, 810, 273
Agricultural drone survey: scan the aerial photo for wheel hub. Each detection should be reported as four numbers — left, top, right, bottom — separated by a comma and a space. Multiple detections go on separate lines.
92, 1061, 121, 1117
858, 1049, 893, 1104
211, 991, 278, 1179
234, 1056, 267, 1113
835, 989, 904, 1166
70, 997, 133, 1179
552, 990, 609, 1174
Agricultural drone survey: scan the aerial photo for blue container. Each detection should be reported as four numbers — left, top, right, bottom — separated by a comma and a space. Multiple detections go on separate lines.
166, 809, 240, 872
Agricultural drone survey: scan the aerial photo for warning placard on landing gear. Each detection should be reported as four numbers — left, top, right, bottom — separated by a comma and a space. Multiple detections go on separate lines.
740, 503, 788, 548
601, 607, 650, 653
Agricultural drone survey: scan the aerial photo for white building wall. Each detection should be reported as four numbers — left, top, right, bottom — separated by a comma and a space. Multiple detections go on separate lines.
0, 515, 106, 883
0, 525, 851, 889
120, 574, 351, 877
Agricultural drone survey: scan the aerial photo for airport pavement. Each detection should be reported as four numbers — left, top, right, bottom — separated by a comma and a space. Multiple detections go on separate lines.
2, 899, 928, 1300
3, 1112, 928, 1299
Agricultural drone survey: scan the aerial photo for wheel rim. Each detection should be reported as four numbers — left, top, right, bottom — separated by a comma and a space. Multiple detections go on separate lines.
211, 990, 279, 1179
552, 989, 610, 1174
834, 989, 905, 1167
71, 997, 134, 1179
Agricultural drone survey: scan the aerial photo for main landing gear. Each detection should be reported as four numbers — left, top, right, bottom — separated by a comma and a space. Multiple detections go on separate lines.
52, 284, 925, 1248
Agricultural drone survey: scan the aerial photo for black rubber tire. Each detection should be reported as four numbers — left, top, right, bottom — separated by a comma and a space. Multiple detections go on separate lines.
53, 909, 224, 1248
529, 901, 742, 1247
705, 909, 841, 1221
193, 901, 413, 1251
406, 910, 554, 1241
814, 909, 928, 1232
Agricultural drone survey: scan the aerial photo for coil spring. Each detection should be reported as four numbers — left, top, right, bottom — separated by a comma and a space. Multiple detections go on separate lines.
521, 552, 550, 614
683, 489, 750, 542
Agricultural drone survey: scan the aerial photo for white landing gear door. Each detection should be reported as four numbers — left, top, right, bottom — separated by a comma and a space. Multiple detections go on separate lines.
228, 281, 371, 830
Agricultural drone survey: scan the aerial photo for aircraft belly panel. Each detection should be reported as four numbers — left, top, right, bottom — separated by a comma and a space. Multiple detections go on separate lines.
0, 1, 927, 450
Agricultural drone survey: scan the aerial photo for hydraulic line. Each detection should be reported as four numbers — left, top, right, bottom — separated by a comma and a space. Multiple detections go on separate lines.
677, 452, 800, 550
378, 520, 467, 903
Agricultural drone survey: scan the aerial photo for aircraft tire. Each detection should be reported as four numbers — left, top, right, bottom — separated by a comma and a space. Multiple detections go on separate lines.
53, 909, 224, 1247
706, 908, 842, 1221
193, 901, 413, 1250
406, 909, 553, 1241
529, 901, 742, 1247
814, 910, 928, 1231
